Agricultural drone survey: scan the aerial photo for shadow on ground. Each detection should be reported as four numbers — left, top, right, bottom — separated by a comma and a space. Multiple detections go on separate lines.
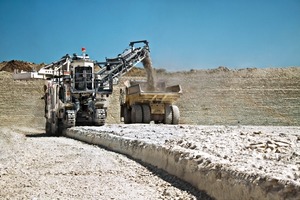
25, 132, 58, 138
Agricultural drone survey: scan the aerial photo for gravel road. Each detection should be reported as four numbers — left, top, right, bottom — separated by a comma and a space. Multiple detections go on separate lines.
0, 126, 212, 200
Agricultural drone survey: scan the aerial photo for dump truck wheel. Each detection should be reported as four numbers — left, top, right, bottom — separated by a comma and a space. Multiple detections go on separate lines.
51, 118, 58, 135
164, 105, 173, 124
123, 106, 131, 124
57, 121, 64, 135
142, 105, 151, 123
45, 121, 51, 135
131, 105, 143, 123
171, 105, 180, 125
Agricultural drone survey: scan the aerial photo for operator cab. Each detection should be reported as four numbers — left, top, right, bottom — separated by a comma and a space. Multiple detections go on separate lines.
70, 49, 95, 92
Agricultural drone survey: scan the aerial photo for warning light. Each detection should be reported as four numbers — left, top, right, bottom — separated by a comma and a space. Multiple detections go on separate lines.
81, 47, 86, 52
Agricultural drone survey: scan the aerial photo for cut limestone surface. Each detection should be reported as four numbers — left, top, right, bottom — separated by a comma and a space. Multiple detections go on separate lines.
0, 127, 212, 199
66, 125, 300, 200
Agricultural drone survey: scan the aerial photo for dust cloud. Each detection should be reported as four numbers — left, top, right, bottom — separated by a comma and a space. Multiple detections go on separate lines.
142, 53, 155, 91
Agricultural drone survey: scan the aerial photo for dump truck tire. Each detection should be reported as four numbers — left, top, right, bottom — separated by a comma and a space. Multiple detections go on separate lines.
57, 121, 65, 135
45, 121, 51, 135
142, 105, 151, 123
51, 118, 58, 135
123, 106, 131, 124
171, 105, 180, 125
164, 105, 173, 124
131, 105, 143, 123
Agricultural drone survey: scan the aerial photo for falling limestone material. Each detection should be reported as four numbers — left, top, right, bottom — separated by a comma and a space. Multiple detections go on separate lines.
142, 53, 155, 91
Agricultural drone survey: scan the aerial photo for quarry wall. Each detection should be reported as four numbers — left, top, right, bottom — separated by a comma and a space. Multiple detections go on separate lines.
1, 67, 299, 127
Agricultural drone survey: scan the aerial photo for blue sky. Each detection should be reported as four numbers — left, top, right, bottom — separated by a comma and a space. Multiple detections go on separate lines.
0, 0, 299, 71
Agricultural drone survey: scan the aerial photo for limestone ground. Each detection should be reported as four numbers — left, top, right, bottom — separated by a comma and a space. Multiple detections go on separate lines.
0, 126, 211, 200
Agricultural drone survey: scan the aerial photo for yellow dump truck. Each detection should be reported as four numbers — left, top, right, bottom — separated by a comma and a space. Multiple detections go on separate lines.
120, 80, 182, 124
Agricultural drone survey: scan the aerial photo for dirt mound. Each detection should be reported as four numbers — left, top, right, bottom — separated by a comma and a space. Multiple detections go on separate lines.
34, 63, 46, 71
0, 60, 34, 72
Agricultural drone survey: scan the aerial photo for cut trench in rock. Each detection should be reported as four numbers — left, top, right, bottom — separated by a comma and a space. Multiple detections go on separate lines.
65, 125, 300, 200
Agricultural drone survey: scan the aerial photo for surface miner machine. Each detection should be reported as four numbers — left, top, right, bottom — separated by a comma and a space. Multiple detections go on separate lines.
34, 41, 150, 135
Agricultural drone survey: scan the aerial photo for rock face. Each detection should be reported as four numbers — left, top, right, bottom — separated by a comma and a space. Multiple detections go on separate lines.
108, 67, 300, 125
0, 64, 299, 127
0, 71, 44, 127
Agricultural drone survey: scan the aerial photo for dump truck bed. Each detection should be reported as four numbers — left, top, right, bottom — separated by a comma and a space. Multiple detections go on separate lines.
126, 83, 182, 106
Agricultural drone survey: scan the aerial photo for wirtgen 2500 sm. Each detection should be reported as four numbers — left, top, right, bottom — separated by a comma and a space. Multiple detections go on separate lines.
36, 41, 150, 135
